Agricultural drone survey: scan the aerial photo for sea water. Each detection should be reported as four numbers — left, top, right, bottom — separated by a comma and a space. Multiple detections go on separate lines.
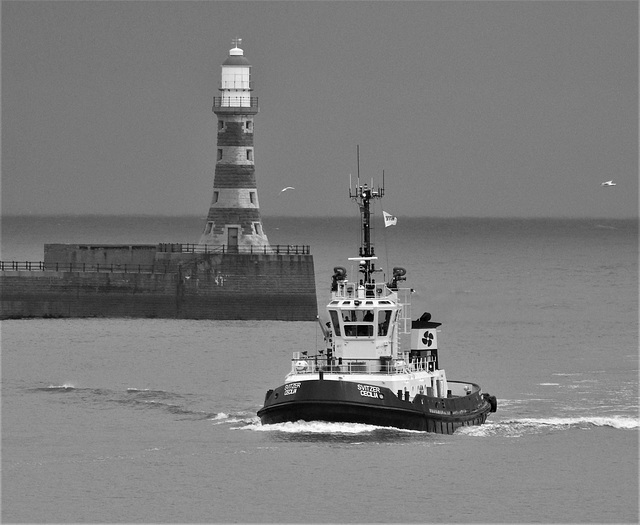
1, 216, 638, 523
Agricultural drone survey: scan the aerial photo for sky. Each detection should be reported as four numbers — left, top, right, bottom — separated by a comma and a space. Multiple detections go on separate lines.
2, 0, 638, 218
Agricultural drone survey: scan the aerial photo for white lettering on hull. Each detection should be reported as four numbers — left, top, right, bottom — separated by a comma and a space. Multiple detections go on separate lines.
357, 384, 384, 400
284, 382, 301, 396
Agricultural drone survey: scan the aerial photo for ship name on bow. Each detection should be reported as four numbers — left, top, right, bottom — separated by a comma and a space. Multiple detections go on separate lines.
358, 384, 382, 399
284, 383, 301, 395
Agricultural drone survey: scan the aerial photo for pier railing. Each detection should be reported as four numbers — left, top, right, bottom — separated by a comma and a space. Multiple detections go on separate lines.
0, 261, 169, 274
0, 243, 311, 273
156, 243, 310, 255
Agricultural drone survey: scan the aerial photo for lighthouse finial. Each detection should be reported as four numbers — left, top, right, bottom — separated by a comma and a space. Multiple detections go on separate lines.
232, 37, 242, 48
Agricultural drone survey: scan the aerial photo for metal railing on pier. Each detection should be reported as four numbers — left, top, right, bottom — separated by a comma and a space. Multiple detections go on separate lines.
0, 261, 168, 274
156, 243, 310, 255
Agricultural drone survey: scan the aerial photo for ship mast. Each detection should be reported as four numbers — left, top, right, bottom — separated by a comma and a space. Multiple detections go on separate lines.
349, 146, 384, 284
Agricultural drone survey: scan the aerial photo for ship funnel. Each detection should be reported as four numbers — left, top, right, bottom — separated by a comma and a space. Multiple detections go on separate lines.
410, 313, 442, 370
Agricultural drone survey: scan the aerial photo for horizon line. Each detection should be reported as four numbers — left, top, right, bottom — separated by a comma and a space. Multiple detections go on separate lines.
1, 213, 638, 221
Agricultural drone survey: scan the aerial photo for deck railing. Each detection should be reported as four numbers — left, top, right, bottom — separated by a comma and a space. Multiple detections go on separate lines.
289, 354, 436, 376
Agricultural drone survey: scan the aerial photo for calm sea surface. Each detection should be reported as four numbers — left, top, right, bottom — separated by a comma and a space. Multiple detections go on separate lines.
1, 215, 638, 523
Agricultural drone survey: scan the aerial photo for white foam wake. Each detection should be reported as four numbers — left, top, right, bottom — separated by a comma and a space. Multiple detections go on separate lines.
458, 415, 638, 437
47, 383, 75, 390
246, 420, 420, 433
516, 416, 639, 429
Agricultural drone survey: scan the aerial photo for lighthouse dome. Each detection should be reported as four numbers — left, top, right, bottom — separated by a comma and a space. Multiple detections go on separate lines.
223, 54, 251, 66
224, 43, 250, 66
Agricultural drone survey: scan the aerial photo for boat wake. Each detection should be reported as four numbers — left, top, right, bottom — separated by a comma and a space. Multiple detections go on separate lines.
233, 415, 638, 440
210, 412, 259, 426
235, 420, 446, 444
248, 420, 396, 434
31, 384, 221, 420
457, 415, 638, 437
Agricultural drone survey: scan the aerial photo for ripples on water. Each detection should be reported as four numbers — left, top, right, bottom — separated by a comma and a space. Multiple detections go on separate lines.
2, 217, 638, 523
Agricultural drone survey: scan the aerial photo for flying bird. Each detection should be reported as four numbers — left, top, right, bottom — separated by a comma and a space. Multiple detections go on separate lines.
280, 187, 295, 192
601, 180, 617, 186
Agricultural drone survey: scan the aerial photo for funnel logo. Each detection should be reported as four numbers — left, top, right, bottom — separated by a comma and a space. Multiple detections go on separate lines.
422, 331, 434, 347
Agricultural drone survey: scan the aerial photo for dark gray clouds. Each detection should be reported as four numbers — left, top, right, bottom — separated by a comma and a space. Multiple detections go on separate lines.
2, 1, 637, 217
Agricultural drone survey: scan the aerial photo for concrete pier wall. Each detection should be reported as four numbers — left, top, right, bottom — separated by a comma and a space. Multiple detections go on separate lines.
0, 253, 317, 321
44, 244, 158, 266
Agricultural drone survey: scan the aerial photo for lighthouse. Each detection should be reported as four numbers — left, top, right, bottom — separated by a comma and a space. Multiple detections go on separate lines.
199, 38, 269, 249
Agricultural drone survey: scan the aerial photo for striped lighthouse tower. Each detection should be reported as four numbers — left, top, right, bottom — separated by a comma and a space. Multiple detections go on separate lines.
199, 38, 269, 249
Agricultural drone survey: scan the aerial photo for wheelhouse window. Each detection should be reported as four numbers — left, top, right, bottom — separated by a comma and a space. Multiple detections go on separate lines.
329, 310, 341, 336
342, 309, 375, 338
378, 310, 394, 336
342, 310, 374, 322
345, 325, 374, 337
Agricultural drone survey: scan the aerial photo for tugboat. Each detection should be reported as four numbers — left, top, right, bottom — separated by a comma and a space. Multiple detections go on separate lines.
257, 164, 497, 434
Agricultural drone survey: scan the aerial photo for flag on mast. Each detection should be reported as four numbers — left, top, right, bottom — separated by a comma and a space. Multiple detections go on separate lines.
383, 211, 397, 227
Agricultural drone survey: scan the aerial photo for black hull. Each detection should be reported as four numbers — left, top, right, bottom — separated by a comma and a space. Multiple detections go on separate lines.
258, 379, 495, 434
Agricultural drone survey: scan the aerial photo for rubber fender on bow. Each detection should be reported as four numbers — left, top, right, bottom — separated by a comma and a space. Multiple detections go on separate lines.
483, 394, 498, 412
264, 389, 274, 404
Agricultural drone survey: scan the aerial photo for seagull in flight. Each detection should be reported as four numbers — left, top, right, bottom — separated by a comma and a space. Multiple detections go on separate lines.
280, 186, 295, 193
601, 180, 617, 186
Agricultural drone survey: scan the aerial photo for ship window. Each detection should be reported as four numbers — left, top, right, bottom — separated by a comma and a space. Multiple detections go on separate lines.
342, 310, 374, 322
342, 309, 375, 338
378, 310, 393, 336
344, 325, 374, 337
329, 310, 341, 336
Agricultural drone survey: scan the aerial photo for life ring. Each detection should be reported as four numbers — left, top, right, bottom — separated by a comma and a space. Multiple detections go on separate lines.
295, 360, 309, 372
